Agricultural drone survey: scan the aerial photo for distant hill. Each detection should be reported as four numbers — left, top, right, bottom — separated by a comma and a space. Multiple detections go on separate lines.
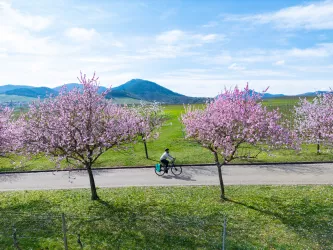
4, 87, 58, 98
246, 90, 286, 99
53, 83, 108, 94
110, 79, 207, 104
105, 89, 140, 99
0, 85, 34, 94
114, 79, 183, 98
262, 93, 286, 98
1, 81, 332, 105
296, 91, 329, 97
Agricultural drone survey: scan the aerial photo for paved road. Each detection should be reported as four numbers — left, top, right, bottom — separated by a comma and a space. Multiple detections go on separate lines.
0, 163, 332, 191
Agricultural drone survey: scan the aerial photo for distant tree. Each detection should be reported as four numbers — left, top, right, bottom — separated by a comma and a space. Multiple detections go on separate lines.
134, 101, 165, 159
0, 107, 22, 157
294, 93, 333, 154
0, 108, 13, 156
21, 73, 141, 200
181, 85, 297, 199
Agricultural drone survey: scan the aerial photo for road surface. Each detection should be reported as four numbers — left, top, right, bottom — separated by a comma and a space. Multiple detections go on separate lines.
0, 163, 332, 191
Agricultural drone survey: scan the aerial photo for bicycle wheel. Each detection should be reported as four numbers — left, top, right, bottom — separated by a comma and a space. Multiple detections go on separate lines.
155, 165, 166, 176
171, 165, 182, 175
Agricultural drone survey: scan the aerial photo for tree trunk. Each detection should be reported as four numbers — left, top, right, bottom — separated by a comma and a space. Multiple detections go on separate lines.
143, 139, 149, 159
317, 143, 320, 154
213, 152, 225, 199
86, 163, 99, 200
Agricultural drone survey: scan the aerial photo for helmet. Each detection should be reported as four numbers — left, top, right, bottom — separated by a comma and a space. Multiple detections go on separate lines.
165, 148, 169, 151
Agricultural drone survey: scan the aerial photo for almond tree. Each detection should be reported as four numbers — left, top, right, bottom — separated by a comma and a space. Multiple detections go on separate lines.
0, 108, 13, 156
21, 73, 141, 200
134, 101, 165, 159
294, 93, 333, 154
181, 85, 297, 199
0, 108, 22, 157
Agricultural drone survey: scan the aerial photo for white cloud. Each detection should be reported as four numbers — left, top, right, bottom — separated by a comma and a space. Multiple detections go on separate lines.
241, 69, 293, 77
0, 3, 133, 87
287, 47, 330, 57
228, 63, 245, 71
137, 44, 200, 59
288, 64, 333, 73
110, 41, 124, 48
226, 0, 333, 30
65, 27, 99, 42
193, 34, 218, 42
0, 53, 139, 88
147, 29, 224, 59
199, 54, 233, 65
0, 27, 57, 55
201, 21, 218, 28
274, 60, 285, 65
200, 43, 333, 67
0, 2, 52, 32
156, 29, 222, 44
0, 2, 56, 55
156, 30, 185, 44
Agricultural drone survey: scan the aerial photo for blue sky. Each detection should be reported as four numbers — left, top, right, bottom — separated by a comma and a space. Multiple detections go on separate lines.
0, 0, 332, 97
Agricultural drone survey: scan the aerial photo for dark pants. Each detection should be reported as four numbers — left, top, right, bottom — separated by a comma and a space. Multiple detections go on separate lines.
161, 159, 169, 173
161, 159, 169, 168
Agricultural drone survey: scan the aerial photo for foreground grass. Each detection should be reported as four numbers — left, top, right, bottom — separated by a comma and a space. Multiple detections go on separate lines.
0, 185, 332, 249
2, 100, 333, 172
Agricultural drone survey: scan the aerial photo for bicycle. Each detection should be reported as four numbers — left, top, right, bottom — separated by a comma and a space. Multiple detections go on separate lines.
155, 159, 182, 176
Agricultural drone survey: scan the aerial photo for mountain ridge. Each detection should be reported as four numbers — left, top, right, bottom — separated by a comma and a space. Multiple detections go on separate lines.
0, 85, 35, 94
0, 80, 331, 104
4, 87, 58, 98
54, 83, 108, 94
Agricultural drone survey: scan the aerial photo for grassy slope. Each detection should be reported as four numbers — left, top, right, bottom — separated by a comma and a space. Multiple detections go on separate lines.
111, 97, 149, 104
0, 94, 36, 103
0, 185, 332, 249
2, 99, 333, 172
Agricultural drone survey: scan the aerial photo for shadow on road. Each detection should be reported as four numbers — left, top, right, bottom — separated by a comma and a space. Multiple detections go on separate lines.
162, 174, 196, 181
257, 164, 326, 174
185, 166, 217, 176
0, 173, 21, 182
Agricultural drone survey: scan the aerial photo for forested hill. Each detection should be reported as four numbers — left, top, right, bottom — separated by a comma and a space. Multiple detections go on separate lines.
1, 79, 327, 104
107, 79, 207, 104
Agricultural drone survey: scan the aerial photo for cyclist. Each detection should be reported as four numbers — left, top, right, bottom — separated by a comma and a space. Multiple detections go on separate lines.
160, 148, 175, 173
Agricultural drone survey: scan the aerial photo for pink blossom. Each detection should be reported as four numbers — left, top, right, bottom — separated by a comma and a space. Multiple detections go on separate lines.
0, 108, 23, 156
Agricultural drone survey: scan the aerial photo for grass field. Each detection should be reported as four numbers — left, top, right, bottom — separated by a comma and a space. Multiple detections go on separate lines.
0, 94, 37, 103
1, 97, 333, 172
0, 185, 332, 249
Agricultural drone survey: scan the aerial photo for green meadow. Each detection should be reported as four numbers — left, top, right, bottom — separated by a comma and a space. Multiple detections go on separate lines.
0, 94, 37, 103
0, 185, 332, 249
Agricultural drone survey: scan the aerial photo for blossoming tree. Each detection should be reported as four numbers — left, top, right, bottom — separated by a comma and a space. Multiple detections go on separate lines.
181, 85, 296, 199
0, 108, 13, 156
21, 73, 141, 200
0, 107, 23, 157
134, 101, 165, 159
294, 93, 333, 154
